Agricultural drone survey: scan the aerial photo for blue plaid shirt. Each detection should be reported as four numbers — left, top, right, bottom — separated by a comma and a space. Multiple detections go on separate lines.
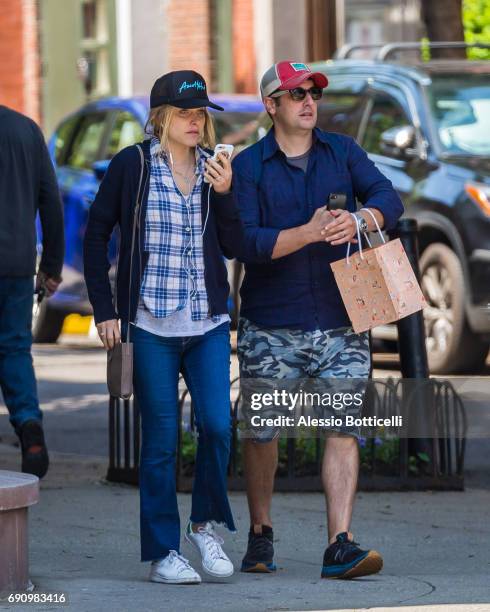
140, 137, 214, 320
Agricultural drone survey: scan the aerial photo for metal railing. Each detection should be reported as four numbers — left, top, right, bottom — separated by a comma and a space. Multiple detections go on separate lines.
107, 395, 140, 485
107, 376, 466, 491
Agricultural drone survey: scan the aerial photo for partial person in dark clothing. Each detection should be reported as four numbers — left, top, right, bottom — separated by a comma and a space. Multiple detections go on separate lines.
0, 105, 64, 478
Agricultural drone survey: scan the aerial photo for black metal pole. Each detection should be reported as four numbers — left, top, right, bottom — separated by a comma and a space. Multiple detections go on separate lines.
388, 218, 434, 472
388, 219, 429, 377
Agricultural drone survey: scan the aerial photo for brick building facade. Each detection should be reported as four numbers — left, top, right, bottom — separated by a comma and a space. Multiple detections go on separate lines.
232, 0, 256, 93
0, 0, 259, 131
0, 0, 40, 123
167, 0, 212, 85
165, 0, 257, 93
0, 0, 424, 132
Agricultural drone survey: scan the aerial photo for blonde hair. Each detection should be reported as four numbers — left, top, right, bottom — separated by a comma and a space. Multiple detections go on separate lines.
146, 105, 216, 153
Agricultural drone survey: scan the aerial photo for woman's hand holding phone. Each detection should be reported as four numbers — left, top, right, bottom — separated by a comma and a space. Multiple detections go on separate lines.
204, 148, 232, 193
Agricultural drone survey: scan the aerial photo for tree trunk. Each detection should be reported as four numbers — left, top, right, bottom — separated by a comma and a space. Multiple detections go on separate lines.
421, 0, 466, 59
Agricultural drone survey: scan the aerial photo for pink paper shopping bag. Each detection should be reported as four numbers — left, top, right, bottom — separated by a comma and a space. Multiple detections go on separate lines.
330, 211, 426, 334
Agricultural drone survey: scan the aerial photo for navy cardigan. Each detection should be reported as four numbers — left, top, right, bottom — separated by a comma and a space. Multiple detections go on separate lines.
83, 139, 244, 327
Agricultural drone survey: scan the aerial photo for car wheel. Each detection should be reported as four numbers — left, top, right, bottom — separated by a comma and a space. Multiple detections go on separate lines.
32, 300, 66, 343
420, 243, 489, 374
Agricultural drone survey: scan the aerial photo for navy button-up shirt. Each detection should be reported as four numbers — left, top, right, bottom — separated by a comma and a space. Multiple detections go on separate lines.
232, 127, 404, 331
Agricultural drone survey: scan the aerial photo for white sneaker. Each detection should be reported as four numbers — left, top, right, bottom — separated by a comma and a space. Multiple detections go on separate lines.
185, 521, 234, 578
149, 550, 201, 584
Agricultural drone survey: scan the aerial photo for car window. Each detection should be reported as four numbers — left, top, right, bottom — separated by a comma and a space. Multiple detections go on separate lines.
427, 75, 490, 156
362, 94, 411, 155
317, 92, 366, 137
65, 112, 108, 170
213, 112, 261, 155
105, 111, 144, 159
53, 115, 79, 166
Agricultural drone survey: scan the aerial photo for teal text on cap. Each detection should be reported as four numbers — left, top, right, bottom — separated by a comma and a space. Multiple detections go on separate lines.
178, 80, 206, 95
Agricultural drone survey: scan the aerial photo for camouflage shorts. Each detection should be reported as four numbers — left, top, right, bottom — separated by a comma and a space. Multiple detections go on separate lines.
237, 318, 370, 441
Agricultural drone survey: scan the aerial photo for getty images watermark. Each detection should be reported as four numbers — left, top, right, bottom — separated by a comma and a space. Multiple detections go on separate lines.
248, 389, 403, 430
237, 377, 490, 439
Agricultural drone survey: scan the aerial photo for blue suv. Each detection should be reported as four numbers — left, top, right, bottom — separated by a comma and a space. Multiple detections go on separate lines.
36, 94, 262, 342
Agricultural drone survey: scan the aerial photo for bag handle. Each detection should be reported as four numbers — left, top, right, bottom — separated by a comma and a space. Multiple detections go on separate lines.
363, 208, 386, 243
346, 208, 386, 265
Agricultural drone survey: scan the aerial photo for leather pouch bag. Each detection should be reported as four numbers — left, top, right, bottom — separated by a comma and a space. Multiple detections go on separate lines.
107, 342, 134, 399
106, 144, 144, 399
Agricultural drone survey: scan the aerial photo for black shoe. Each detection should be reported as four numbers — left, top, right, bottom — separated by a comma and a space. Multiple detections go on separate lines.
321, 532, 382, 579
16, 420, 49, 479
241, 525, 276, 573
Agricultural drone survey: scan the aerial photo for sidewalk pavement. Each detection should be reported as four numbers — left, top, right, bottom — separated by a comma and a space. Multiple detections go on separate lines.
1, 443, 489, 612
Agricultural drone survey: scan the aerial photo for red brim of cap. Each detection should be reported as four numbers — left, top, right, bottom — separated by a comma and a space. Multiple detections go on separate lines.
279, 71, 328, 91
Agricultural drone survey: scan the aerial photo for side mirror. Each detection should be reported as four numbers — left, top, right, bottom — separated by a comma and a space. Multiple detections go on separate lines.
92, 159, 110, 181
380, 125, 417, 159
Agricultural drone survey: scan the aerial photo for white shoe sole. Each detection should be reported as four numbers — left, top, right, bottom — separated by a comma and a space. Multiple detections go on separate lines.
184, 532, 234, 578
150, 572, 201, 585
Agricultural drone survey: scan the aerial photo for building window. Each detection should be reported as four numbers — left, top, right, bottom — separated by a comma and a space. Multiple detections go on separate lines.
78, 0, 111, 98
209, 0, 233, 93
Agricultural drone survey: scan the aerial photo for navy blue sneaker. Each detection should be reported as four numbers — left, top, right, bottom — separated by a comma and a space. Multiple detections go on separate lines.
321, 532, 382, 579
241, 525, 276, 573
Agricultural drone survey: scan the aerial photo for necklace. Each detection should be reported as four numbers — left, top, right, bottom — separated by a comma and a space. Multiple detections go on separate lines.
173, 164, 195, 180
171, 154, 196, 179
165, 147, 198, 195
172, 162, 197, 197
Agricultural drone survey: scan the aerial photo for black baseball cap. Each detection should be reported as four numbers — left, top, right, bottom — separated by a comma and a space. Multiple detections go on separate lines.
150, 70, 224, 111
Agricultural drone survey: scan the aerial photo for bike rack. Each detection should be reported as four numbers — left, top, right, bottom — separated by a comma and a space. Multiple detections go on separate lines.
107, 376, 466, 492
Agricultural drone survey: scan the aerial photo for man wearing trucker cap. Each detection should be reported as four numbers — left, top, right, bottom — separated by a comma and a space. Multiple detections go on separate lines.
232, 61, 403, 578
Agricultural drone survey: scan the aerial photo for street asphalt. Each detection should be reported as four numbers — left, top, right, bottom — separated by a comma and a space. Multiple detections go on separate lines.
0, 336, 489, 611
1, 442, 490, 612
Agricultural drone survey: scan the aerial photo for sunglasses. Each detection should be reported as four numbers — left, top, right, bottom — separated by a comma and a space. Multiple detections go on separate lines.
271, 86, 323, 101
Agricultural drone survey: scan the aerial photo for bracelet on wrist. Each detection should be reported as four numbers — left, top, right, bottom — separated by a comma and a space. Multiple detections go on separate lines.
354, 212, 369, 234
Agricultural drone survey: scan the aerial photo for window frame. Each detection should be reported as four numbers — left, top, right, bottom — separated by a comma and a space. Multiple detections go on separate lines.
101, 109, 144, 160
316, 79, 369, 139
359, 84, 416, 162
64, 110, 111, 171
54, 114, 83, 167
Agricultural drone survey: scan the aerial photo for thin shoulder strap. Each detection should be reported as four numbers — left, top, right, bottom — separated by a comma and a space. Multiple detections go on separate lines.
126, 144, 145, 342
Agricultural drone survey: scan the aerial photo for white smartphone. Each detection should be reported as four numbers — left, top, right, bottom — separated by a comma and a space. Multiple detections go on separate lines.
212, 143, 234, 161
204, 144, 234, 182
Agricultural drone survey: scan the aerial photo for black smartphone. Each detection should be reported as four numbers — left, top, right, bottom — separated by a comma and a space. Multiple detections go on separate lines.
327, 193, 347, 211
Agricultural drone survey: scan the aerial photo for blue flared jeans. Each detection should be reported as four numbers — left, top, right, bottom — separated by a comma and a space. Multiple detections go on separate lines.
132, 322, 236, 562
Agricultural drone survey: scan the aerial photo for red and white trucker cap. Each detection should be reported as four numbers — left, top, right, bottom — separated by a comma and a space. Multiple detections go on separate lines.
260, 61, 328, 98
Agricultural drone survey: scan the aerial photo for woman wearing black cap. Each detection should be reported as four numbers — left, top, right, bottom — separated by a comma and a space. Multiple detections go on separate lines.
84, 71, 243, 584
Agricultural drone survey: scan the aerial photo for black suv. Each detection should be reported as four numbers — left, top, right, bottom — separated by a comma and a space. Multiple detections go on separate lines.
301, 45, 490, 374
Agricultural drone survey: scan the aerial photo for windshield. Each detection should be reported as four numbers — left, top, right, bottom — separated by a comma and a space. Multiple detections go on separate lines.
427, 74, 490, 156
